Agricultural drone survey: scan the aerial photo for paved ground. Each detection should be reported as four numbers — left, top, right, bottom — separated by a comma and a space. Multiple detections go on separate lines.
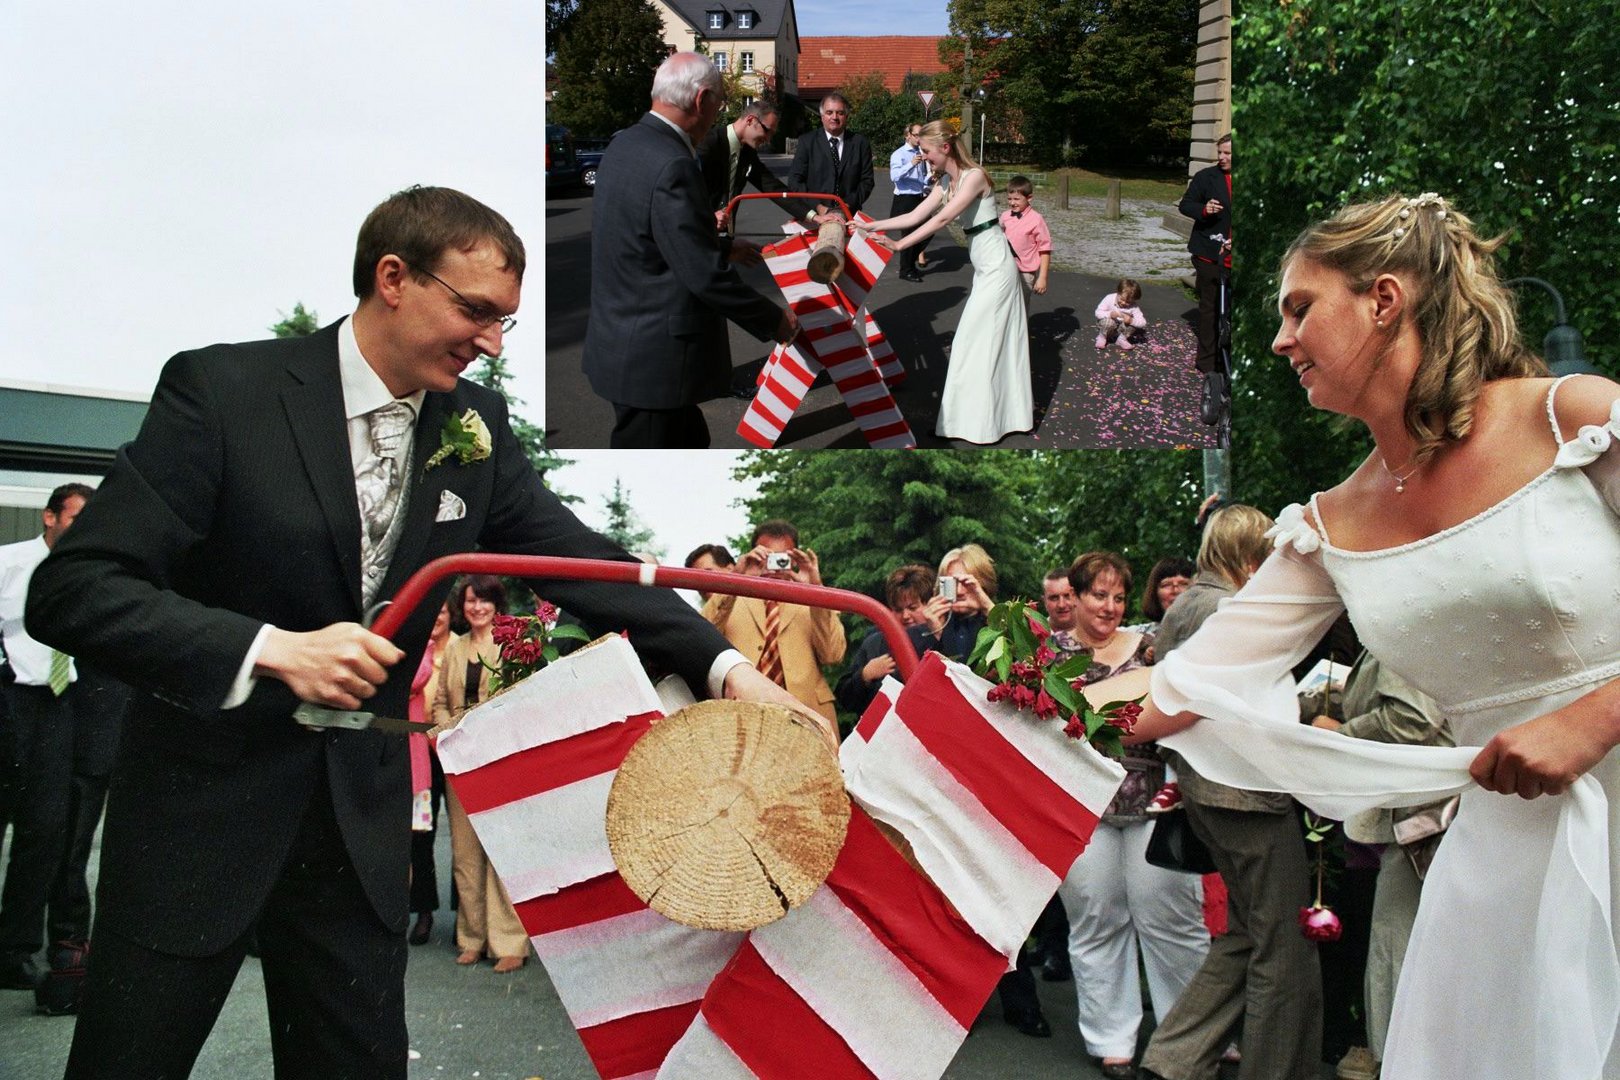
0, 820, 1328, 1080
545, 155, 1218, 450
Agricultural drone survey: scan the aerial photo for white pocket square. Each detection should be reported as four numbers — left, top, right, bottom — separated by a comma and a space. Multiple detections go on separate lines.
434, 490, 466, 523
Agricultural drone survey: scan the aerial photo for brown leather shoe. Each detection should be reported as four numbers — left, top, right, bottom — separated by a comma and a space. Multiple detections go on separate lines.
492, 956, 525, 974
455, 949, 481, 966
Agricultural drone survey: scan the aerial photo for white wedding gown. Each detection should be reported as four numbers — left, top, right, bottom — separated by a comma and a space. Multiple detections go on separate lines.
934, 170, 1033, 444
1151, 377, 1620, 1079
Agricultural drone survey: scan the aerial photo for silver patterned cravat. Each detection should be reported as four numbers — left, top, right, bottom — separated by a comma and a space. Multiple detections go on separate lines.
357, 400, 415, 603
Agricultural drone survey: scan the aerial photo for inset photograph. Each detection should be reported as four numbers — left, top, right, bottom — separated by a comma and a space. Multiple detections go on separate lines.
545, 1, 1232, 449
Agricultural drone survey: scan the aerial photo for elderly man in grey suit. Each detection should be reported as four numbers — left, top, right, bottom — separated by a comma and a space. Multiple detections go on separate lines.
583, 52, 797, 449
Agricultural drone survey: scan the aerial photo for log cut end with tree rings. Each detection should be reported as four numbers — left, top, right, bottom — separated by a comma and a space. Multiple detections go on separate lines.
606, 699, 850, 931
805, 220, 847, 283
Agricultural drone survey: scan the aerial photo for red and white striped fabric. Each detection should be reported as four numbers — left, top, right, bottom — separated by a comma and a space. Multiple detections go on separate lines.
662, 650, 1125, 1078
737, 219, 914, 449
436, 638, 742, 1080
442, 640, 1124, 1080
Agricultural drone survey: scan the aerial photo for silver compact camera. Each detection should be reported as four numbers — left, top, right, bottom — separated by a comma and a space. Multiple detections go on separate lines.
936, 576, 957, 601
766, 552, 794, 572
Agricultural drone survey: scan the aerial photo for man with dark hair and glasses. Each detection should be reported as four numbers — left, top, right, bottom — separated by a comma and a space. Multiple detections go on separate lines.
697, 102, 823, 244
27, 183, 818, 1076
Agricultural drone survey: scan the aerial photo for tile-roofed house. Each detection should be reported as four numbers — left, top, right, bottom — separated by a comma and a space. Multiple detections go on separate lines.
799, 36, 947, 103
652, 0, 801, 101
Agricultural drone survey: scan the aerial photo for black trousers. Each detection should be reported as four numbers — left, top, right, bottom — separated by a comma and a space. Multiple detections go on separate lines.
890, 192, 928, 275
48, 669, 126, 945
0, 683, 73, 964
66, 776, 408, 1079
609, 403, 711, 449
1193, 257, 1226, 374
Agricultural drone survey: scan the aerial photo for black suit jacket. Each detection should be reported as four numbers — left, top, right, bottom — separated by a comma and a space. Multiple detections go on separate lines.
583, 114, 783, 410
788, 129, 875, 216
27, 321, 733, 954
1179, 164, 1232, 262
695, 124, 815, 221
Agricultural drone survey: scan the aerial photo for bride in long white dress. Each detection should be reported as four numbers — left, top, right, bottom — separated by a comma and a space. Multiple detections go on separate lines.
854, 121, 1033, 444
1126, 193, 1620, 1080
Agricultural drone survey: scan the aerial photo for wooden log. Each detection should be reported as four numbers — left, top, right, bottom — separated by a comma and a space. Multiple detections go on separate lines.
606, 700, 849, 931
805, 220, 847, 284
1106, 178, 1122, 220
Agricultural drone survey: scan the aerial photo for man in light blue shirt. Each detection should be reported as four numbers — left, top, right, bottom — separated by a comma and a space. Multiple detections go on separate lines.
889, 123, 931, 282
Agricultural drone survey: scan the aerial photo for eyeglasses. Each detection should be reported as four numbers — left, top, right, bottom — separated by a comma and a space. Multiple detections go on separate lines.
822, 109, 847, 116
413, 266, 516, 334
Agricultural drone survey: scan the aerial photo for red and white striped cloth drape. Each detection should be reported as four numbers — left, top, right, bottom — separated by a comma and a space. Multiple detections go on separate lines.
737, 218, 915, 450
437, 639, 1124, 1080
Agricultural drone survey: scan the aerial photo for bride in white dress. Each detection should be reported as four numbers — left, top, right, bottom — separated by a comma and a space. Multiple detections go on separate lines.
854, 121, 1033, 444
1124, 194, 1620, 1080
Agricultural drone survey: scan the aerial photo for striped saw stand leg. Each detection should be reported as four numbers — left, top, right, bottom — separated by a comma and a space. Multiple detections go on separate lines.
736, 219, 914, 448
657, 651, 1127, 1079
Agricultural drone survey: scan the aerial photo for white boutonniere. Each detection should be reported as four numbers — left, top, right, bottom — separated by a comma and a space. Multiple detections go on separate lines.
425, 409, 492, 470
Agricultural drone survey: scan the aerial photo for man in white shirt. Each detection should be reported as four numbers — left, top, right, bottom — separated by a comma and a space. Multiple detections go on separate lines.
889, 123, 931, 282
0, 483, 92, 991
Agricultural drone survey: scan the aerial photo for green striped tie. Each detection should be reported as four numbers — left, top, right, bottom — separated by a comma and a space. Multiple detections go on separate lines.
48, 649, 70, 696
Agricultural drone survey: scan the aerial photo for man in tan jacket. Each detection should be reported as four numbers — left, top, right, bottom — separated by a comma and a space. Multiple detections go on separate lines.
703, 520, 845, 724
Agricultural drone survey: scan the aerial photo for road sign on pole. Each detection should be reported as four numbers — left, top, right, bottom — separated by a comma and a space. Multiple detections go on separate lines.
918, 90, 935, 115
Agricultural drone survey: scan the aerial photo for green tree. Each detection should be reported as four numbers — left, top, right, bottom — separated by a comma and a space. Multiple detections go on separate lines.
733, 451, 1048, 603
468, 354, 576, 498
550, 0, 667, 136
943, 0, 1196, 168
269, 302, 319, 338
600, 478, 663, 558
1232, 0, 1619, 514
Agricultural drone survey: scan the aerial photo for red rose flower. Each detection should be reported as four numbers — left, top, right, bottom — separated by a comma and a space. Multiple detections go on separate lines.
1298, 904, 1343, 942
1033, 688, 1058, 719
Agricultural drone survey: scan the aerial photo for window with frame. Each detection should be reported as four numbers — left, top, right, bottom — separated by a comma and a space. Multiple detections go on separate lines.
707, 11, 724, 28
714, 52, 728, 70
740, 50, 754, 72
736, 11, 754, 28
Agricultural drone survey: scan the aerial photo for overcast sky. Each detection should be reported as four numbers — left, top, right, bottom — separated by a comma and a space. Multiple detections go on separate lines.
0, 1, 946, 410
548, 450, 754, 609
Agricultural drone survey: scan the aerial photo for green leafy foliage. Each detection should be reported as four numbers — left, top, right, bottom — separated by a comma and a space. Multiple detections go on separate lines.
601, 477, 663, 560
1234, 0, 1620, 507
269, 302, 319, 338
550, 0, 667, 137
943, 0, 1197, 167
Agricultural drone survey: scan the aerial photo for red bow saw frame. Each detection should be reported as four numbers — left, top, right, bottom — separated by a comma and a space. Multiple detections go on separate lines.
724, 192, 914, 450
376, 554, 1123, 1079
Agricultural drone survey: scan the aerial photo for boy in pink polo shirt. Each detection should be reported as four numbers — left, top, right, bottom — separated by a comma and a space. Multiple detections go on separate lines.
999, 176, 1050, 298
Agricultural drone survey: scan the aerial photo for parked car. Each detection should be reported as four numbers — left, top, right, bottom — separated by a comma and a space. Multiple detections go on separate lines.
573, 137, 611, 191
546, 125, 578, 191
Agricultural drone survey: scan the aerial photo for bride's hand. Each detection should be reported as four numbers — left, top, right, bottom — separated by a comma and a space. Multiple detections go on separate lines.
1470, 697, 1620, 798
869, 234, 897, 252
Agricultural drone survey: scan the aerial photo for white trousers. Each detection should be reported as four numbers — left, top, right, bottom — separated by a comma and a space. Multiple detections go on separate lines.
1057, 818, 1210, 1059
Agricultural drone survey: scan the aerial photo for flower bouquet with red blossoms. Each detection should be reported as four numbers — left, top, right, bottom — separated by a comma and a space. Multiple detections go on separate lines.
485, 603, 592, 693
1298, 811, 1344, 942
967, 599, 1142, 760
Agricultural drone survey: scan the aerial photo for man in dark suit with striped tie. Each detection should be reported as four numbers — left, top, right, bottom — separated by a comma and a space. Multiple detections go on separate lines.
788, 93, 875, 218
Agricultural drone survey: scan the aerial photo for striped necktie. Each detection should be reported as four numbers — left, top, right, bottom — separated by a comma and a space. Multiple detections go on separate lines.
48, 649, 70, 696
757, 600, 786, 687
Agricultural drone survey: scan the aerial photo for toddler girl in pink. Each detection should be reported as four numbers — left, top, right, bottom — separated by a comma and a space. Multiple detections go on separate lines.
1095, 278, 1147, 350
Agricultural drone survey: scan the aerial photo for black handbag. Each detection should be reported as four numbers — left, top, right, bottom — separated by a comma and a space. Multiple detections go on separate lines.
1144, 809, 1217, 875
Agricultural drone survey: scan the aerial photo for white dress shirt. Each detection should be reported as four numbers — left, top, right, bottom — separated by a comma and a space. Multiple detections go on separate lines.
0, 535, 73, 687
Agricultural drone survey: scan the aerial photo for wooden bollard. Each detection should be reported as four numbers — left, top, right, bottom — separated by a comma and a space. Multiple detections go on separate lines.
1106, 178, 1121, 220
805, 220, 847, 284
1058, 174, 1071, 210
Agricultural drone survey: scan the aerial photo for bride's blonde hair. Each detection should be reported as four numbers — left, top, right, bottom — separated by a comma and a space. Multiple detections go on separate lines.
1283, 194, 1546, 465
919, 120, 995, 193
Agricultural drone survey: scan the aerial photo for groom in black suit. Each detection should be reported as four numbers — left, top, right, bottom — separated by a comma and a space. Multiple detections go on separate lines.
789, 93, 875, 217
27, 186, 811, 1077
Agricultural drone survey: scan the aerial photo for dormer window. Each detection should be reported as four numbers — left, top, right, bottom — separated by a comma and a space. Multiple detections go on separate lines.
736, 11, 754, 28
707, 11, 725, 28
